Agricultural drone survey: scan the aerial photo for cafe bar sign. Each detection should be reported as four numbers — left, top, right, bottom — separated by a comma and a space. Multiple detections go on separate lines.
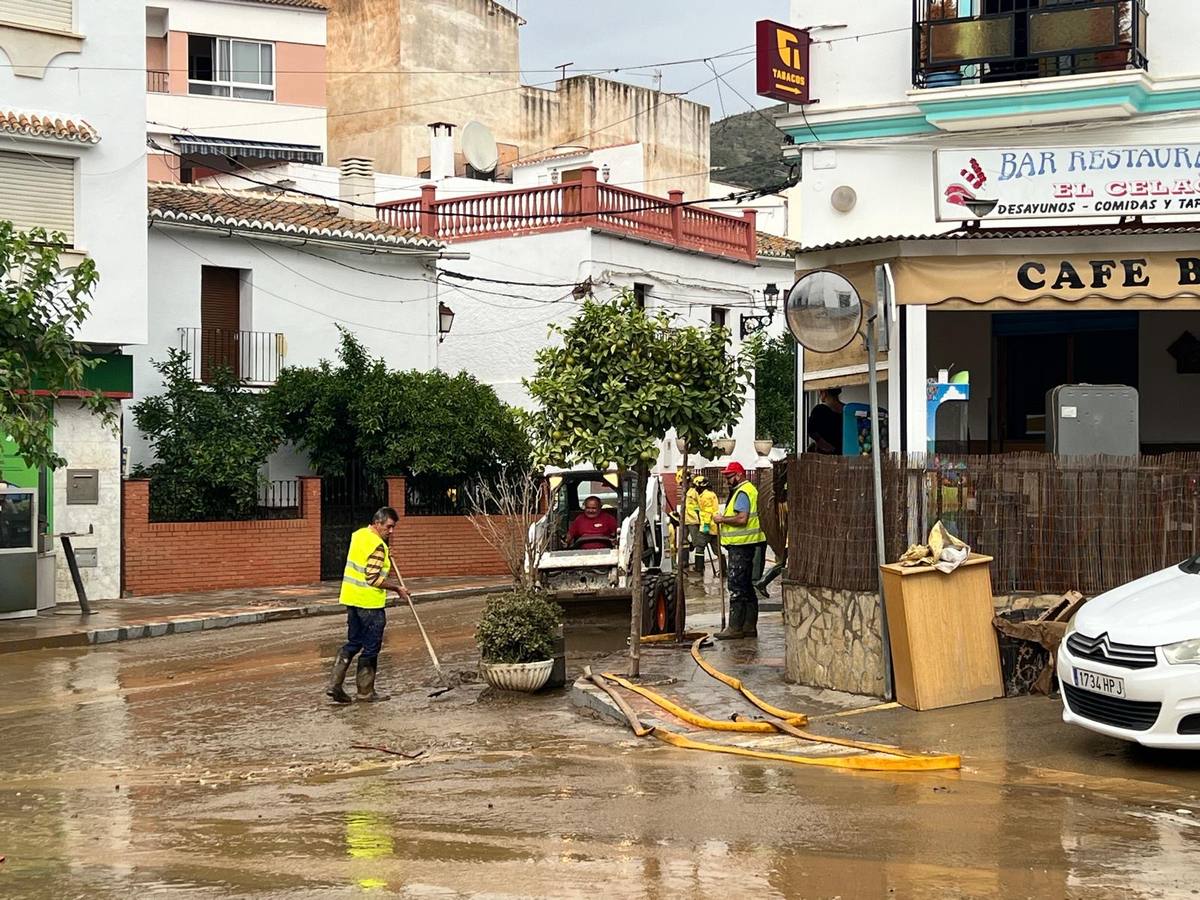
935, 145, 1200, 222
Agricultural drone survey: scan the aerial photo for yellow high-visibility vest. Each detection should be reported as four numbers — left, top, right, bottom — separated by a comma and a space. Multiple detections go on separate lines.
686, 488, 719, 530
720, 481, 766, 546
340, 527, 390, 609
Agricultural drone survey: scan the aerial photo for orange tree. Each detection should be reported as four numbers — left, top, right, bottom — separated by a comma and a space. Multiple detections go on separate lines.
524, 290, 758, 674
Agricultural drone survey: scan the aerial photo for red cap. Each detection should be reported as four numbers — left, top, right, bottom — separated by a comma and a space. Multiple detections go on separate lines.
722, 461, 746, 476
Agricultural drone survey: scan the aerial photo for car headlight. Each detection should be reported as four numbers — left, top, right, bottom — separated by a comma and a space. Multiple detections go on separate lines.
1162, 638, 1200, 665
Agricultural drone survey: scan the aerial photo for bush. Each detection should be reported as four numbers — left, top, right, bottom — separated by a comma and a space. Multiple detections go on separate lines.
475, 589, 563, 664
132, 349, 282, 521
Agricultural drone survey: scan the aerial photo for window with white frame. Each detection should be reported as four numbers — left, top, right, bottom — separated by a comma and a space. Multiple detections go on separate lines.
187, 35, 274, 101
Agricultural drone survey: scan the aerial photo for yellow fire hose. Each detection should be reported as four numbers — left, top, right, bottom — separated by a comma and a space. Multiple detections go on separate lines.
592, 638, 962, 773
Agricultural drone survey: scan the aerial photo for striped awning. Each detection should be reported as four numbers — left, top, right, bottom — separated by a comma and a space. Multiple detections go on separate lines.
173, 135, 323, 165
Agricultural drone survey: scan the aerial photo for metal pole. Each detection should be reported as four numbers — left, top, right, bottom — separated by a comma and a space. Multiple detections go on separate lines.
676, 448, 689, 641
60, 534, 92, 615
867, 300, 895, 702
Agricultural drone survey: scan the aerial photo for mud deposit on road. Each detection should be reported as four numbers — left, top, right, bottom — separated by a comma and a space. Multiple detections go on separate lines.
2, 591, 1199, 898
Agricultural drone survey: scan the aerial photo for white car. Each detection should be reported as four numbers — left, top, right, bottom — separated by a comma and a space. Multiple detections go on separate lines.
1058, 554, 1200, 748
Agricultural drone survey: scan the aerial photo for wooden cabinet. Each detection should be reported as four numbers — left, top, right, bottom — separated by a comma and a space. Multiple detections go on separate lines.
880, 554, 1003, 711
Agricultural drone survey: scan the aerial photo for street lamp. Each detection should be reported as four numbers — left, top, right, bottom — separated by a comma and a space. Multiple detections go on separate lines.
438, 302, 455, 343
738, 282, 780, 340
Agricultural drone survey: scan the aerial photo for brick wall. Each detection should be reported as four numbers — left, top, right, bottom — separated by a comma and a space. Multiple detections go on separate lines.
122, 477, 322, 595
385, 476, 510, 578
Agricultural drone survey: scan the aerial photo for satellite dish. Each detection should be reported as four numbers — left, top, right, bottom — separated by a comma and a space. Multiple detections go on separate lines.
461, 121, 499, 173
784, 269, 863, 354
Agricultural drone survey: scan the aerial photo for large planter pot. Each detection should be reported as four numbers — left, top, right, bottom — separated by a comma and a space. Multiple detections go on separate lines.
754, 439, 775, 456
481, 659, 554, 692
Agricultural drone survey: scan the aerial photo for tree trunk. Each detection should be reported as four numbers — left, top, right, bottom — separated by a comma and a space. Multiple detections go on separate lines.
628, 462, 648, 677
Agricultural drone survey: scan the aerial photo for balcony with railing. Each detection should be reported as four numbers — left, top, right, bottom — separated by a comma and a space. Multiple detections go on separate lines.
147, 69, 170, 93
913, 0, 1147, 89
178, 328, 286, 386
377, 167, 759, 262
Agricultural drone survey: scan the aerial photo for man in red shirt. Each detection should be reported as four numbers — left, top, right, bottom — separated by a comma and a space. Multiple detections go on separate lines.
566, 495, 619, 550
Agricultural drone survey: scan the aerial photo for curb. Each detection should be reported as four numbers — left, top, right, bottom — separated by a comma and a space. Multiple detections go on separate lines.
570, 676, 628, 729
0, 583, 507, 655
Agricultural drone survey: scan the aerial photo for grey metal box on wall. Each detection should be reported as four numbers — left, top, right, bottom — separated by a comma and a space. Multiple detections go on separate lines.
1045, 385, 1139, 457
66, 469, 99, 505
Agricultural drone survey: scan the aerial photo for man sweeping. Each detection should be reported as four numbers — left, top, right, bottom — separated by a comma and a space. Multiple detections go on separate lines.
326, 507, 410, 704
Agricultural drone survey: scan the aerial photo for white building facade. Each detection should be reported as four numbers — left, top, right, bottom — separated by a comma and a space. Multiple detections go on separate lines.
135, 171, 446, 482
0, 0, 148, 607
145, 0, 327, 183
779, 0, 1200, 456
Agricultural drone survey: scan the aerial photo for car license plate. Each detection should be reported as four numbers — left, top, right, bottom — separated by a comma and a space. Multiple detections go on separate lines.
1073, 667, 1126, 698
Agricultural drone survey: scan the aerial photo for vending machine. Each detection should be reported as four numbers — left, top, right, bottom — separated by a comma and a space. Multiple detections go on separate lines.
842, 403, 888, 457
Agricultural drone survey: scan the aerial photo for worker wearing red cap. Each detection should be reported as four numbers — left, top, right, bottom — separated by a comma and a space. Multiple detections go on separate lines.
711, 461, 767, 639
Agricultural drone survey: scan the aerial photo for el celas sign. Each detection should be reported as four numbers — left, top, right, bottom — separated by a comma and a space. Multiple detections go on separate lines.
756, 20, 810, 104
936, 145, 1200, 222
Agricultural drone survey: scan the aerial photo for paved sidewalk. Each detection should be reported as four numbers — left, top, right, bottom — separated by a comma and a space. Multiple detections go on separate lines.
0, 575, 509, 654
572, 603, 888, 742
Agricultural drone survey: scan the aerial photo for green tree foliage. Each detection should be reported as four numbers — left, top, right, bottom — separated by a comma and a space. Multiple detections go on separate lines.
710, 103, 792, 189
132, 350, 283, 522
755, 334, 796, 447
0, 222, 114, 470
524, 292, 759, 468
266, 328, 531, 479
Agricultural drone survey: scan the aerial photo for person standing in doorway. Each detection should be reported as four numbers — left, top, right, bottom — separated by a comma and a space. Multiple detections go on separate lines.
807, 387, 845, 455
712, 462, 767, 640
326, 507, 409, 704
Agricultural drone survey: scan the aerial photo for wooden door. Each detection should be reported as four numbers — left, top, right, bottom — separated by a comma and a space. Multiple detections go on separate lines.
200, 266, 240, 381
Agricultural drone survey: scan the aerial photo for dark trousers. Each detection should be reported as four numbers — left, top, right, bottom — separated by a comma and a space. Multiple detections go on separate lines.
340, 606, 387, 667
725, 543, 763, 632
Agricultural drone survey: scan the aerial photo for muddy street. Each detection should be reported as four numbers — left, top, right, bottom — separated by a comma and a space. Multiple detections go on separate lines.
1, 593, 1199, 899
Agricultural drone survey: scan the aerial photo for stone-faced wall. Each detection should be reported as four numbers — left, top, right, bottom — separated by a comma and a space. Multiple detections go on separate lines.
783, 582, 1065, 699
782, 581, 886, 698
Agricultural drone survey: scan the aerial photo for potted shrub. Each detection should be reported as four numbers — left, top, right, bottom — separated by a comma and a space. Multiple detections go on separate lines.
475, 589, 564, 692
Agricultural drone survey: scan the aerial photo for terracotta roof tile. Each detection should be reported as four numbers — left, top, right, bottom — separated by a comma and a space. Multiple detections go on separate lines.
0, 109, 99, 144
148, 183, 441, 250
757, 231, 801, 259
799, 223, 1200, 254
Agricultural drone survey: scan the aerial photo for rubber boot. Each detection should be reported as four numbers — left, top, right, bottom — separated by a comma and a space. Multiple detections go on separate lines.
743, 600, 759, 639
355, 659, 391, 702
325, 651, 354, 704
715, 601, 745, 640
692, 556, 705, 577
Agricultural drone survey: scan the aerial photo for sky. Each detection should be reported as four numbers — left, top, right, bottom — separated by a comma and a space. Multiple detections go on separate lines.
511, 0, 790, 120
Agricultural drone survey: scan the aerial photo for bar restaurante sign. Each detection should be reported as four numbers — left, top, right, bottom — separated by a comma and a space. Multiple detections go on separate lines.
756, 20, 810, 104
936, 144, 1200, 222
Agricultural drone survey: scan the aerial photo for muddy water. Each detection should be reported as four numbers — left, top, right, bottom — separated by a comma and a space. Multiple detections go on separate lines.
1, 589, 1199, 898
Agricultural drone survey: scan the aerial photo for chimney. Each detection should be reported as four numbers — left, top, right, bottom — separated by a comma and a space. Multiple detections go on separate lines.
338, 157, 375, 222
428, 122, 456, 181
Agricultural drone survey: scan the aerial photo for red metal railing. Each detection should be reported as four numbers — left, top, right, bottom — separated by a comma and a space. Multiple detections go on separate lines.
377, 167, 758, 261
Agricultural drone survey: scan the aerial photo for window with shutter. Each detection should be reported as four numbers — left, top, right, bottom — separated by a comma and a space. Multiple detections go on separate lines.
0, 0, 74, 32
200, 266, 242, 381
0, 150, 75, 244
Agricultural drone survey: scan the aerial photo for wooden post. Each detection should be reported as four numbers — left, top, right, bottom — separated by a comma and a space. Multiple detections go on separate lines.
668, 189, 684, 244
419, 184, 438, 238
628, 462, 648, 677
676, 448, 689, 641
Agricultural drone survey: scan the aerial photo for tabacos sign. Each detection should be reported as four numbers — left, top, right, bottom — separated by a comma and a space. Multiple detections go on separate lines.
756, 20, 810, 104
935, 145, 1200, 222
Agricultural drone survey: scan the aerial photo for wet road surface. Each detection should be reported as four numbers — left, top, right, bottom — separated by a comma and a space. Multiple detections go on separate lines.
2, 591, 1199, 899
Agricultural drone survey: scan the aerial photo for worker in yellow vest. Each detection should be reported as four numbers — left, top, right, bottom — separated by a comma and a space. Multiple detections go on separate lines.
326, 507, 409, 704
711, 461, 767, 640
685, 474, 719, 578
